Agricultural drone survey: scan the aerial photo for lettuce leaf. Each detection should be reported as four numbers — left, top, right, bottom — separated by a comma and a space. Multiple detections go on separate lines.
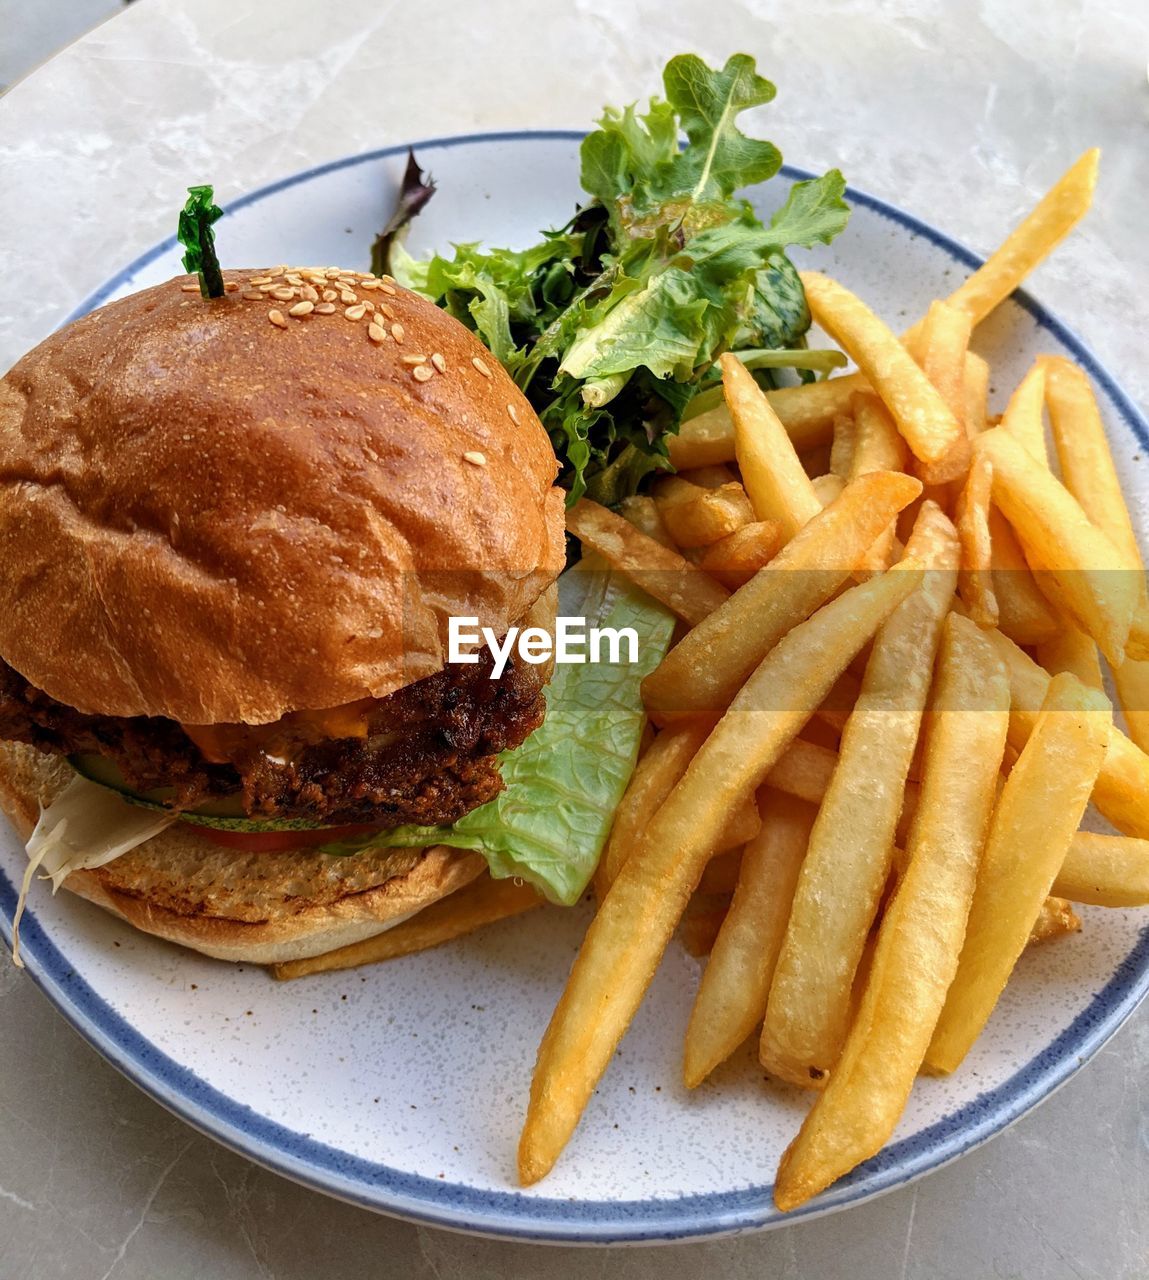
384, 53, 850, 506
318, 569, 675, 905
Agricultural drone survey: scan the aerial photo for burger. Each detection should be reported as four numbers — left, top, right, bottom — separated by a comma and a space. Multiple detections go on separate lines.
0, 266, 566, 963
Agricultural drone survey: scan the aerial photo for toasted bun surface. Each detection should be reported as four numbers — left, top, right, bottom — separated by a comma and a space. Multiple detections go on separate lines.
0, 742, 485, 964
0, 270, 565, 724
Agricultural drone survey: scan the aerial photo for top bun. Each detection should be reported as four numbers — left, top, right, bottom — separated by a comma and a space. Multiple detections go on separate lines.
0, 269, 565, 724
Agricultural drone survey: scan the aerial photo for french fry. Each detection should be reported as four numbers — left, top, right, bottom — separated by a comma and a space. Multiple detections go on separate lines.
1035, 627, 1104, 691
696, 521, 784, 591
850, 391, 911, 476
653, 476, 755, 548
1027, 897, 1081, 945
1114, 658, 1149, 753
913, 299, 973, 425
680, 464, 739, 489
716, 795, 763, 852
668, 376, 866, 469
937, 150, 1100, 329
955, 447, 998, 626
1044, 356, 1140, 565
1043, 356, 1149, 745
1053, 833, 1149, 907
566, 498, 729, 627
684, 792, 816, 1088
829, 415, 856, 479
594, 722, 709, 898
979, 427, 1138, 663
1000, 361, 1048, 464
811, 473, 845, 507
801, 272, 969, 484
912, 300, 973, 483
518, 562, 923, 1184
721, 355, 823, 540
977, 622, 1149, 839
987, 506, 1061, 644
962, 351, 990, 436
617, 495, 676, 548
764, 737, 839, 805
926, 674, 1110, 1073
642, 471, 922, 724
849, 392, 909, 573
773, 614, 1009, 1209
271, 875, 542, 980
762, 504, 959, 1087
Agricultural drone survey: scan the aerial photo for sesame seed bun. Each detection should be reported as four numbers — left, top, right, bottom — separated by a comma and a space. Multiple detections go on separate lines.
0, 270, 565, 724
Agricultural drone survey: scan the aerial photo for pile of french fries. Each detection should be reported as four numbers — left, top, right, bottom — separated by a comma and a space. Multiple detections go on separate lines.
525, 147, 1149, 1208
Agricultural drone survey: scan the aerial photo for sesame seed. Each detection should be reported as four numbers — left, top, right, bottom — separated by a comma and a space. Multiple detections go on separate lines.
380, 274, 397, 284
322, 288, 338, 302
325, 268, 342, 279
401, 354, 427, 365
360, 279, 380, 290
302, 284, 319, 302
463, 451, 487, 466
248, 276, 274, 286
272, 287, 295, 301
315, 302, 336, 314
258, 282, 280, 293
367, 323, 387, 343
268, 265, 287, 276
268, 309, 288, 329
224, 281, 240, 293
412, 364, 434, 382
507, 404, 520, 425
242, 290, 263, 301
289, 300, 315, 317
472, 356, 492, 378
391, 322, 405, 342
340, 290, 358, 305
345, 303, 367, 320
379, 283, 398, 296
378, 303, 396, 321
430, 353, 447, 373
285, 273, 304, 286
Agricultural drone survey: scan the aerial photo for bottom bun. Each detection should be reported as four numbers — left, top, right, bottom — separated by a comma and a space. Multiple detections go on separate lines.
0, 742, 485, 964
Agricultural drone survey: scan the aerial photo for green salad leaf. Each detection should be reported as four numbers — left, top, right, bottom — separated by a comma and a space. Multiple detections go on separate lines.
177, 185, 226, 299
380, 53, 850, 506
317, 570, 676, 906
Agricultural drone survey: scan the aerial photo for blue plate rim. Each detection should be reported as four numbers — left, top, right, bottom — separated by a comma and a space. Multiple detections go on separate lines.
0, 127, 1142, 1244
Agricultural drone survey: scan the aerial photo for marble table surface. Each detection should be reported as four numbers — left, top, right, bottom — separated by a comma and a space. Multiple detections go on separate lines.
1, 1, 1147, 1275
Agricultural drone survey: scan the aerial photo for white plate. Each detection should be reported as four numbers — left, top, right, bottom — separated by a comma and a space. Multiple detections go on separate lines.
2, 132, 1148, 1244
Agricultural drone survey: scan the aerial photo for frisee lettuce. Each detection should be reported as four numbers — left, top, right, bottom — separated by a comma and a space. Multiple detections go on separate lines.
316, 569, 675, 906
381, 53, 849, 506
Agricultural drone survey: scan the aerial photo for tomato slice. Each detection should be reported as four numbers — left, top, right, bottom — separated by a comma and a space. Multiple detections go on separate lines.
186, 822, 381, 853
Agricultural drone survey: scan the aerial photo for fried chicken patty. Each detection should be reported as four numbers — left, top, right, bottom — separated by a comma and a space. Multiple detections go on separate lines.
0, 649, 548, 828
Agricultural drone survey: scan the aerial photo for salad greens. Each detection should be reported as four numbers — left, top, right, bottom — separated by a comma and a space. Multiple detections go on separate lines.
382, 53, 850, 505
316, 570, 676, 905
177, 185, 226, 299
